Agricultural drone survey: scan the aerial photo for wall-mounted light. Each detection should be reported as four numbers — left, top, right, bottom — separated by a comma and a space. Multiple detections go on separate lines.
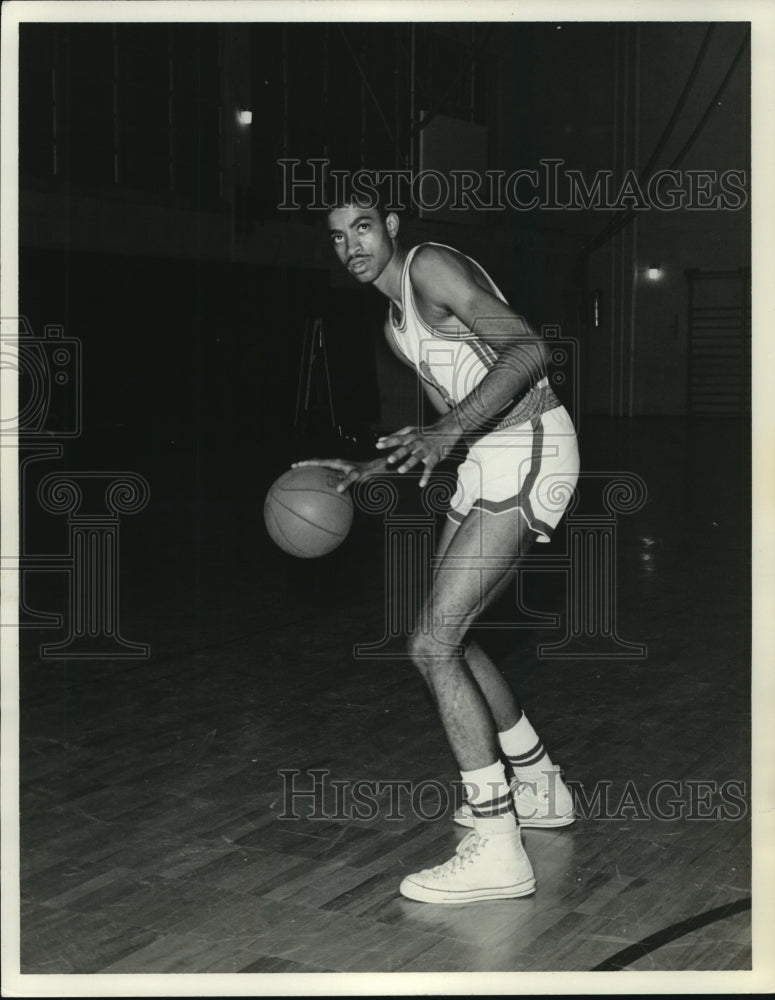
646, 265, 662, 280
237, 109, 253, 125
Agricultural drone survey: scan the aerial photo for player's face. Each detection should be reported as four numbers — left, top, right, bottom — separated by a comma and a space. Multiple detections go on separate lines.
327, 205, 394, 284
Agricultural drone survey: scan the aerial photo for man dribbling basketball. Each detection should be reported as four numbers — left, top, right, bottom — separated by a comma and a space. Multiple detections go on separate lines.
295, 189, 579, 904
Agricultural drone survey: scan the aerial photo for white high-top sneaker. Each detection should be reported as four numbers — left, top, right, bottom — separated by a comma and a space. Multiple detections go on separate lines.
399, 829, 536, 904
453, 766, 575, 829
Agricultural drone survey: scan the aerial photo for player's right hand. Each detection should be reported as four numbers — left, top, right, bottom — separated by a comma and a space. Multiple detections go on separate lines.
292, 458, 368, 493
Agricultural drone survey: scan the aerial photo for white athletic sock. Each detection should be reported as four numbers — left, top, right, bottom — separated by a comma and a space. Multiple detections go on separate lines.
460, 760, 518, 835
498, 714, 553, 777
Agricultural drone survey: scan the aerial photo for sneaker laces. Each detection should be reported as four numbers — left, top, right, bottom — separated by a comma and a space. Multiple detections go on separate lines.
429, 831, 482, 874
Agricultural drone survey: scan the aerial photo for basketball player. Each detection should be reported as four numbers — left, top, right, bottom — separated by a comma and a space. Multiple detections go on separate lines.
294, 195, 579, 904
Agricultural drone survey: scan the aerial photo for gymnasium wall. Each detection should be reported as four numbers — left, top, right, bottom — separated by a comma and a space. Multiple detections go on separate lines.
581, 24, 750, 416
16, 20, 750, 431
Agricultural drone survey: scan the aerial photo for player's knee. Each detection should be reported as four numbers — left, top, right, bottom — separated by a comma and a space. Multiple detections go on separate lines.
406, 630, 450, 676
407, 630, 432, 669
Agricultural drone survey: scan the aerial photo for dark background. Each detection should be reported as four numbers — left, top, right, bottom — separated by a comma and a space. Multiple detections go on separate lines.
18, 21, 751, 452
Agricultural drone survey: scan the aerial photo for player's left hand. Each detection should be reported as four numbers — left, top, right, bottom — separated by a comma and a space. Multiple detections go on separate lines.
375, 425, 447, 488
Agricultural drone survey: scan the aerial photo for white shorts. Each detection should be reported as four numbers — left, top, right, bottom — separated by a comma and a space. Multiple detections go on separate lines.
448, 405, 579, 542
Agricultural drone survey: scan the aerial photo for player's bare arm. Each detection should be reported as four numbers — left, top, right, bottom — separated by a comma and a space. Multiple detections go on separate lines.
377, 244, 548, 485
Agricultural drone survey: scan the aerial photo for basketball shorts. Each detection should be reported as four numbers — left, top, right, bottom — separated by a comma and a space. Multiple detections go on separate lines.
447, 404, 579, 543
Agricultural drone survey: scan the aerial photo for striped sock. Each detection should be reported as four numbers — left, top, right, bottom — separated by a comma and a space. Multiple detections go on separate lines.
498, 714, 553, 777
460, 760, 518, 834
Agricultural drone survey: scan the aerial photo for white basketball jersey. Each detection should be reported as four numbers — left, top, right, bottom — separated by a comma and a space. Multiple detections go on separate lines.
387, 243, 559, 429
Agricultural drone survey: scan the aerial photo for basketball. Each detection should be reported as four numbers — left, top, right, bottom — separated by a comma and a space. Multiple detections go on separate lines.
264, 466, 354, 558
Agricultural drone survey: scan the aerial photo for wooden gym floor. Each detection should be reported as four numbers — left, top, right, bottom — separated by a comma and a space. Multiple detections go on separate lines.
13, 416, 752, 979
